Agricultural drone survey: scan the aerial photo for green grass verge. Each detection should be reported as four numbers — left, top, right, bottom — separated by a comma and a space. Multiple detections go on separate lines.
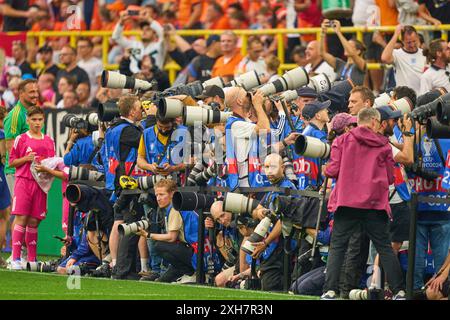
0, 269, 318, 300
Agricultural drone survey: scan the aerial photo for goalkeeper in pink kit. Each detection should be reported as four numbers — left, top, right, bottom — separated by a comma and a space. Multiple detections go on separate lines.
8, 107, 55, 270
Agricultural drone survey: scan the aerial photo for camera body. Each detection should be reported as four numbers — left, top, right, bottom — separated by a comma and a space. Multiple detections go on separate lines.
63, 114, 88, 130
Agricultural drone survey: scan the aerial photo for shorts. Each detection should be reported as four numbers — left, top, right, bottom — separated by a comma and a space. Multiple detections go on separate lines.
389, 201, 411, 243
12, 177, 48, 221
0, 171, 11, 210
363, 32, 391, 62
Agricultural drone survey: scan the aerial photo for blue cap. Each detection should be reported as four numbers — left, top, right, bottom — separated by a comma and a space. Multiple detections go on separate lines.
302, 100, 331, 120
21, 73, 35, 80
296, 86, 318, 99
206, 35, 220, 47
377, 105, 402, 121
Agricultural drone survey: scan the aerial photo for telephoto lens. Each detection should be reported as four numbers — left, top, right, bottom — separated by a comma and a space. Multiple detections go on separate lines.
118, 219, 150, 236
426, 118, 450, 139
62, 114, 88, 130
389, 97, 414, 115
136, 175, 166, 191
349, 289, 368, 300
187, 162, 205, 186
436, 98, 450, 125
98, 100, 120, 122
222, 193, 258, 215
183, 106, 232, 126
282, 156, 297, 183
411, 92, 450, 123
294, 135, 331, 159
373, 92, 391, 108
307, 73, 331, 93
101, 70, 154, 91
259, 67, 309, 96
68, 166, 105, 182
195, 165, 217, 186
172, 192, 216, 211
280, 90, 298, 102
203, 76, 226, 89
227, 70, 262, 91
87, 112, 99, 126
241, 217, 273, 255
158, 98, 184, 119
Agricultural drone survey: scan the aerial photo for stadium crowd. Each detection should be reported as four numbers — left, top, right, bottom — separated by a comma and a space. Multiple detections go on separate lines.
0, 0, 449, 301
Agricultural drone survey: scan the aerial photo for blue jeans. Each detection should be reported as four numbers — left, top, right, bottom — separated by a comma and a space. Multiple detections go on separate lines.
414, 220, 450, 289
147, 238, 167, 274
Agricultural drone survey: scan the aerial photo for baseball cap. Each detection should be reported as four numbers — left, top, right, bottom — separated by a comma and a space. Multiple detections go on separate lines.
302, 100, 331, 120
377, 105, 402, 121
296, 87, 318, 99
197, 85, 225, 100
331, 113, 357, 134
206, 35, 220, 47
38, 44, 53, 54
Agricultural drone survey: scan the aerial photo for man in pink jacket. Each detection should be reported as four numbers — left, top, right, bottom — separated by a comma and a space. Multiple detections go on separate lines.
321, 107, 406, 300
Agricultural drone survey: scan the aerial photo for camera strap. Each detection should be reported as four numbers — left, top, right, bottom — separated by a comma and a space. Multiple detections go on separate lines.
434, 139, 446, 167
87, 139, 103, 165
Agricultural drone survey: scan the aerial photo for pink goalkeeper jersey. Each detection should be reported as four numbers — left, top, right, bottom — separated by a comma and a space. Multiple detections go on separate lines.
9, 132, 55, 180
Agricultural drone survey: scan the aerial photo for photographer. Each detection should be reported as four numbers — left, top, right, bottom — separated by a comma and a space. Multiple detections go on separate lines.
294, 101, 330, 190
112, 10, 165, 73
250, 153, 298, 292
103, 94, 147, 278
205, 201, 244, 287
138, 179, 198, 284
137, 113, 187, 179
321, 108, 406, 300
224, 87, 298, 190
411, 121, 450, 290
63, 126, 96, 168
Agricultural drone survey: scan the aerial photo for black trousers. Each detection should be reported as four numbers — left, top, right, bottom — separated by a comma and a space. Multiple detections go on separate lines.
114, 198, 145, 277
260, 244, 284, 292
339, 225, 370, 296
154, 241, 194, 282
324, 207, 405, 294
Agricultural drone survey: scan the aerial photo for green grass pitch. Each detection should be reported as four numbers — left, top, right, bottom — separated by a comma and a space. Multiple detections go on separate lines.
0, 269, 318, 300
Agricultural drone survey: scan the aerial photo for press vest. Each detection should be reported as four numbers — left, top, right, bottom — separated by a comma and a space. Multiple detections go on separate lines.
225, 116, 269, 190
104, 122, 146, 191
292, 124, 327, 190
392, 125, 411, 201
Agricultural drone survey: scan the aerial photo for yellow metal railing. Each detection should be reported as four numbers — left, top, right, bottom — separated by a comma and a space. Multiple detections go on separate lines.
24, 24, 450, 84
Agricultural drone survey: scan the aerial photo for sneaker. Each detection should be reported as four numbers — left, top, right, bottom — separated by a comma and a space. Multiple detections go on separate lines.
140, 271, 160, 282
173, 273, 197, 284
138, 270, 152, 277
91, 263, 111, 278
393, 290, 406, 300
320, 290, 337, 300
9, 260, 23, 271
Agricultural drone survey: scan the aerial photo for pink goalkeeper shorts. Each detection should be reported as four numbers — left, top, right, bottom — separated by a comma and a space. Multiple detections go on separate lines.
12, 177, 48, 221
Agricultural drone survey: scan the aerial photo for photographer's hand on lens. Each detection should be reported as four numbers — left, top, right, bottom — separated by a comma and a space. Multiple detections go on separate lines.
205, 217, 215, 229
251, 241, 267, 259
251, 90, 264, 108
135, 229, 149, 238
273, 100, 284, 112
398, 113, 413, 132
284, 132, 301, 146
252, 207, 268, 221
